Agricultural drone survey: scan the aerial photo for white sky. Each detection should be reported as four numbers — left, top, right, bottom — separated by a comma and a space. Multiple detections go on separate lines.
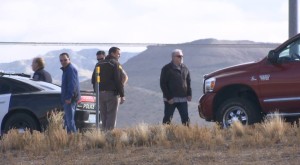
0, 0, 296, 63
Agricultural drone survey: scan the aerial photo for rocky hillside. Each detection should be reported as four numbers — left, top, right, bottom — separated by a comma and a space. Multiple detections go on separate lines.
123, 39, 279, 100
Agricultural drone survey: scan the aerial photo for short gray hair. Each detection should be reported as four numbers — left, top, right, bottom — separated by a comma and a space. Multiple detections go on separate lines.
171, 49, 183, 57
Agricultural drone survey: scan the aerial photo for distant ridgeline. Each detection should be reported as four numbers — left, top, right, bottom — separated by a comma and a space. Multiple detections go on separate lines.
0, 48, 139, 84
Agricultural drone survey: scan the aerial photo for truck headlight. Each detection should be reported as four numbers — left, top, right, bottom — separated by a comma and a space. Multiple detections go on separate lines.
204, 77, 216, 93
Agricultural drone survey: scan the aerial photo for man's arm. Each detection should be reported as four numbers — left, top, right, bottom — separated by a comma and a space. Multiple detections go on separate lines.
114, 62, 124, 97
186, 68, 192, 101
66, 67, 78, 103
121, 69, 128, 85
91, 67, 96, 92
160, 67, 172, 101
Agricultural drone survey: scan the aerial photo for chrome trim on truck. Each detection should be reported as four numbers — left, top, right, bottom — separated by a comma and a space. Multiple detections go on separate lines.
264, 97, 300, 102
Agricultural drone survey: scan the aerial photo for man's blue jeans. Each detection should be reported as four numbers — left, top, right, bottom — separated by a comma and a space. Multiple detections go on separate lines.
63, 101, 77, 133
163, 101, 190, 126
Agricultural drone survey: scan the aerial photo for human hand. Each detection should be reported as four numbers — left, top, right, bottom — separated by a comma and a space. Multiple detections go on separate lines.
187, 96, 192, 102
167, 99, 174, 104
120, 97, 125, 104
65, 99, 71, 104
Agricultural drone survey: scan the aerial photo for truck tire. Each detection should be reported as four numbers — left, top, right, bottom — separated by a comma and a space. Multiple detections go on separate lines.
216, 98, 262, 128
4, 113, 39, 133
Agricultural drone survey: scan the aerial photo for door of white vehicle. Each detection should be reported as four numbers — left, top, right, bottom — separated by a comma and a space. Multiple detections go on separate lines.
0, 94, 11, 135
0, 79, 12, 134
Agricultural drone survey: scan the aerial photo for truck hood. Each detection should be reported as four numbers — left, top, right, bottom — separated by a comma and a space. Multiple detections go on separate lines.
204, 60, 262, 79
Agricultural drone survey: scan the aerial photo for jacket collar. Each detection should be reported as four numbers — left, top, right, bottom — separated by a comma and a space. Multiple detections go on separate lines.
36, 68, 44, 72
171, 62, 182, 70
60, 63, 71, 71
106, 55, 118, 61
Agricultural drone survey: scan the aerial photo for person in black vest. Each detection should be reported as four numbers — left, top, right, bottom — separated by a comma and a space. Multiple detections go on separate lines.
95, 47, 125, 131
91, 50, 106, 92
31, 57, 52, 83
160, 49, 192, 126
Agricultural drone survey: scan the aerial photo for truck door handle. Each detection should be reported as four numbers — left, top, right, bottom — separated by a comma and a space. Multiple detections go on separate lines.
0, 101, 5, 104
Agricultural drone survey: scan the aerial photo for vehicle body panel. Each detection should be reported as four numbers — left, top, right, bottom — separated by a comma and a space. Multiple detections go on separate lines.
198, 33, 300, 122
0, 75, 97, 134
0, 94, 11, 130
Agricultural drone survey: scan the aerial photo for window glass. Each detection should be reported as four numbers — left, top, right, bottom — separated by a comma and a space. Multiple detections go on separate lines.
0, 78, 40, 94
0, 80, 11, 94
278, 40, 300, 62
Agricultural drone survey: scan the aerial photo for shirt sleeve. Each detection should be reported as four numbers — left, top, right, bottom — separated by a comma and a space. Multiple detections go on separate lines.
66, 67, 78, 100
114, 62, 125, 97
160, 66, 173, 100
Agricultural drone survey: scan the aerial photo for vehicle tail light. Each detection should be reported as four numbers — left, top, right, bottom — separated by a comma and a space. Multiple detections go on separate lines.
78, 96, 95, 103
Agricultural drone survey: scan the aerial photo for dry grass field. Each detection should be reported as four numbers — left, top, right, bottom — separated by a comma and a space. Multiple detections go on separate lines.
1, 112, 300, 165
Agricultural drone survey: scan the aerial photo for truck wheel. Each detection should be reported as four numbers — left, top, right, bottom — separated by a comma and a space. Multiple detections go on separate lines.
4, 113, 39, 133
216, 98, 262, 128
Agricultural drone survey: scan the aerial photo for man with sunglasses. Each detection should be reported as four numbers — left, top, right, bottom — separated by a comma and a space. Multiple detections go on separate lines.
95, 47, 125, 131
60, 52, 80, 133
160, 49, 192, 126
92, 50, 128, 91
91, 50, 106, 92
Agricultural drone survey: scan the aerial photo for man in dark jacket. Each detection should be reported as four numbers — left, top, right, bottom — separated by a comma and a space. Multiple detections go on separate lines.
60, 52, 81, 133
160, 49, 192, 126
95, 47, 125, 130
92, 50, 128, 91
31, 57, 52, 83
91, 50, 106, 92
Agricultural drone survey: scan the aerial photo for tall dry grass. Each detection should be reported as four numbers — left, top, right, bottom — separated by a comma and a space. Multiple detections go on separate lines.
1, 112, 300, 155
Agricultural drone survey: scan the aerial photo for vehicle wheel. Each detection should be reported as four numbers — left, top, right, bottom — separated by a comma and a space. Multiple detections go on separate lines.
4, 113, 39, 133
216, 98, 262, 128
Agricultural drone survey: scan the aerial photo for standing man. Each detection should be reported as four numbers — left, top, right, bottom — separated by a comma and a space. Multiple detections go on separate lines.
91, 50, 106, 92
96, 47, 125, 131
92, 50, 128, 91
60, 53, 81, 133
31, 57, 52, 83
160, 49, 192, 126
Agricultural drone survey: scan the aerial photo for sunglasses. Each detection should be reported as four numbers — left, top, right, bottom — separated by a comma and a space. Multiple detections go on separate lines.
175, 55, 183, 58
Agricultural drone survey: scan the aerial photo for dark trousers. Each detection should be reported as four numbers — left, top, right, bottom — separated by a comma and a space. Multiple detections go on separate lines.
163, 101, 190, 126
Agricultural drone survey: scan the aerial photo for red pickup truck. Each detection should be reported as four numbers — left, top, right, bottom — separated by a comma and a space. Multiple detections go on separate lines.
198, 34, 300, 127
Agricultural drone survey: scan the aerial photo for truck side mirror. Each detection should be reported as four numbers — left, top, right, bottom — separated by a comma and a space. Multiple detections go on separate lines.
267, 50, 278, 64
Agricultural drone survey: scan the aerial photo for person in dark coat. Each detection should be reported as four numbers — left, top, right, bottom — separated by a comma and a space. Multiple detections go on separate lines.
91, 50, 106, 92
160, 49, 192, 126
92, 50, 128, 92
31, 57, 52, 83
95, 47, 125, 130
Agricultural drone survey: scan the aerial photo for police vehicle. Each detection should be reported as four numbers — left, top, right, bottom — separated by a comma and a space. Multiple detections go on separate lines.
0, 72, 98, 134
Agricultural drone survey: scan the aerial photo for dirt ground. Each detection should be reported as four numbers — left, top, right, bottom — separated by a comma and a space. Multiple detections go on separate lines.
2, 144, 300, 165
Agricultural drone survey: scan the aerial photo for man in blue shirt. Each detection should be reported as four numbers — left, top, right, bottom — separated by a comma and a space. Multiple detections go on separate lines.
60, 52, 80, 133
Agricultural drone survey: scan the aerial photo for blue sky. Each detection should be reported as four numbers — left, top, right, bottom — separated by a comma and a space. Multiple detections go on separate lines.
0, 0, 296, 62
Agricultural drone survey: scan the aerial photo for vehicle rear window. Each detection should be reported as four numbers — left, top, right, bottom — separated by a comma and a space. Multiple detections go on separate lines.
9, 76, 60, 91
35, 81, 61, 91
0, 78, 40, 94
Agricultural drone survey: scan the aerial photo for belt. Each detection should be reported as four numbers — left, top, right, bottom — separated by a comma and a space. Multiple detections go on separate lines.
99, 90, 114, 93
